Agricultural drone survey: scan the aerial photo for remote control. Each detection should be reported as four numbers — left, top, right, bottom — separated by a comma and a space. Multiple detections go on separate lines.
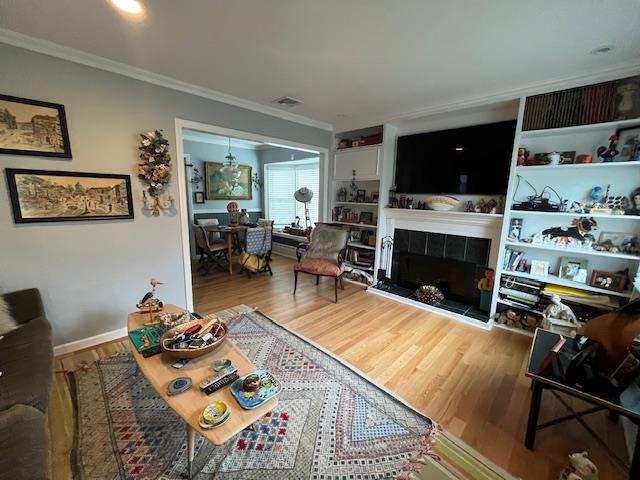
203, 372, 239, 395
199, 365, 238, 390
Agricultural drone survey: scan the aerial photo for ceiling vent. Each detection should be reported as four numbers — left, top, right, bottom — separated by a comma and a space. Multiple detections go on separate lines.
272, 96, 303, 107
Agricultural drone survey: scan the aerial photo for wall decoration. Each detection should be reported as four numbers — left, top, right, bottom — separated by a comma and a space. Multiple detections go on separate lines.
5, 168, 133, 223
616, 125, 640, 162
589, 269, 628, 292
559, 257, 588, 282
137, 130, 173, 216
508, 218, 523, 240
194, 192, 205, 204
205, 161, 252, 200
358, 211, 374, 225
356, 189, 366, 203
0, 94, 72, 158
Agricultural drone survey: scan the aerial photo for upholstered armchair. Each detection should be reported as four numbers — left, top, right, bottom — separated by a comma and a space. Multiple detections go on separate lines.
293, 224, 350, 303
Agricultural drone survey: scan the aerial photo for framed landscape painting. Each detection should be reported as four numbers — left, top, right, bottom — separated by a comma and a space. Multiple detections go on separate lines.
0, 94, 72, 158
204, 161, 252, 200
5, 169, 134, 223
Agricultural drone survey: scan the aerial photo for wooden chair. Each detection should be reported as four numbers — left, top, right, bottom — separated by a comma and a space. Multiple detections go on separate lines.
293, 224, 350, 303
193, 224, 228, 274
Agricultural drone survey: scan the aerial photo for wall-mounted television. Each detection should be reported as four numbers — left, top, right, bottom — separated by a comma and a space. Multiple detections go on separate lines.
394, 120, 516, 195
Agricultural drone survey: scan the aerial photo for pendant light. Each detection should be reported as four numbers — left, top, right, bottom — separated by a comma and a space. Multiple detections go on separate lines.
221, 137, 241, 184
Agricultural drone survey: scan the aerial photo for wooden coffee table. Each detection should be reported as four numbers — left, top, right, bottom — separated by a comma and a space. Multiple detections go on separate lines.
128, 305, 277, 478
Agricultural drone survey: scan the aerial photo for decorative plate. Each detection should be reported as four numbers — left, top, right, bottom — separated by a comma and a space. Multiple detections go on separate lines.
230, 370, 281, 409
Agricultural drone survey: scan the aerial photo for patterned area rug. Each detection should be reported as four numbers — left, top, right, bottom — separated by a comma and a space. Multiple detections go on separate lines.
70, 307, 514, 479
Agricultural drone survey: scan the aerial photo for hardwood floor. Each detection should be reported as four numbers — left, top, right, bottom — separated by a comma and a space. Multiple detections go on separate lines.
55, 254, 629, 479
193, 255, 628, 479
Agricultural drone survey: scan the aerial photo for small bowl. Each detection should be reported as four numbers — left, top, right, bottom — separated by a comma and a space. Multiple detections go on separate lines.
212, 358, 232, 372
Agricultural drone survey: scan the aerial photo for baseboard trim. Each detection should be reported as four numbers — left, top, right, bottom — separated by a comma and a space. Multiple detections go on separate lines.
54, 327, 128, 357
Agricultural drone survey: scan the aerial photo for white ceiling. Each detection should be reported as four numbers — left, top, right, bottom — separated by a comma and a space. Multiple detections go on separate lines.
1, 0, 639, 131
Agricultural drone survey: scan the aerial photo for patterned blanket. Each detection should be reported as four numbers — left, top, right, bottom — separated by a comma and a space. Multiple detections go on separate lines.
70, 307, 514, 479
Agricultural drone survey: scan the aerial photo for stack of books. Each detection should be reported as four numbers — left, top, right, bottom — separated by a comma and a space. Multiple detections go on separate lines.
502, 247, 526, 272
499, 274, 544, 312
349, 249, 374, 268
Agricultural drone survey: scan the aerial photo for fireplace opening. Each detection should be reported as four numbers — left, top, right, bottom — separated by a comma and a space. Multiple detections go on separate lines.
377, 229, 492, 322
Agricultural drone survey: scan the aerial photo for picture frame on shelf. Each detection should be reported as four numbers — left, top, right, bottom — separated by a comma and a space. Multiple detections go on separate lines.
559, 257, 588, 283
360, 231, 370, 245
350, 230, 361, 241
194, 191, 205, 204
359, 211, 374, 225
598, 231, 637, 249
5, 168, 134, 223
530, 260, 549, 277
589, 269, 628, 292
616, 125, 640, 162
0, 94, 72, 158
371, 192, 379, 203
356, 189, 366, 203
508, 218, 523, 240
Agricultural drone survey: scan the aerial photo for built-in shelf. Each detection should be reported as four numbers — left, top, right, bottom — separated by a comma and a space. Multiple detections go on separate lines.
508, 210, 640, 220
520, 118, 640, 138
383, 208, 503, 219
515, 161, 639, 172
345, 261, 374, 272
499, 269, 633, 298
348, 242, 376, 250
504, 240, 640, 261
332, 221, 378, 229
334, 202, 379, 206
496, 298, 544, 315
493, 323, 535, 337
334, 144, 382, 154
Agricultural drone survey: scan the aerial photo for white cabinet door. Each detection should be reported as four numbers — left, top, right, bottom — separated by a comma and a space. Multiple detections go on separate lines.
334, 146, 380, 180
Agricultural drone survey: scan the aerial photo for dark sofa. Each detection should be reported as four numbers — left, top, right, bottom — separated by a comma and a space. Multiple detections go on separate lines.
0, 289, 53, 480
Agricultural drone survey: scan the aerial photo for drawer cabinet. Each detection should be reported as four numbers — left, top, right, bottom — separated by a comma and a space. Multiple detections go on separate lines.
333, 146, 381, 180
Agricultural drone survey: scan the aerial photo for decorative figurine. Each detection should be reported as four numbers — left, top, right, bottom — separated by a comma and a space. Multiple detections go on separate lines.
559, 451, 599, 480
542, 294, 578, 336
415, 285, 444, 305
590, 186, 602, 203
517, 147, 529, 166
542, 217, 598, 242
477, 269, 494, 312
137, 278, 164, 323
596, 135, 619, 162
464, 200, 475, 212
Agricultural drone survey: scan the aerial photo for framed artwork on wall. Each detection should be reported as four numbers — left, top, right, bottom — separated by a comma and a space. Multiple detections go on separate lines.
0, 94, 72, 158
5, 168, 134, 223
194, 191, 205, 204
204, 161, 252, 200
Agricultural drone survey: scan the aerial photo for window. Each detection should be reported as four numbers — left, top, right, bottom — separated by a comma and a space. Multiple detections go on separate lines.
265, 159, 320, 227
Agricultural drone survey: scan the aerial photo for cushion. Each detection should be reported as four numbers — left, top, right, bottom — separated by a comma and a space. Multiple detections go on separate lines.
294, 258, 345, 277
0, 404, 49, 480
0, 316, 53, 413
196, 218, 220, 240
0, 296, 17, 337
305, 225, 349, 262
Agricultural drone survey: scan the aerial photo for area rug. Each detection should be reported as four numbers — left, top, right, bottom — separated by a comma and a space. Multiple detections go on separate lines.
69, 306, 515, 479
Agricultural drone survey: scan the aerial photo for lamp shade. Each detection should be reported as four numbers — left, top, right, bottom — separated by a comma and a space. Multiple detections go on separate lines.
294, 187, 314, 203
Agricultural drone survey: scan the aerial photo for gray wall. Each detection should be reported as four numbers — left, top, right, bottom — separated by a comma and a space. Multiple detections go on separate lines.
0, 43, 331, 346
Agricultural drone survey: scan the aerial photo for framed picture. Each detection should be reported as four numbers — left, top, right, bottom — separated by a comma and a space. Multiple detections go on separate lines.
0, 94, 72, 158
534, 151, 575, 165
559, 257, 588, 282
359, 211, 374, 225
616, 125, 640, 162
356, 189, 366, 203
589, 269, 628, 292
371, 192, 379, 203
530, 260, 549, 277
204, 161, 252, 200
598, 231, 637, 248
194, 191, 205, 204
350, 230, 361, 241
5, 168, 133, 223
508, 218, 523, 240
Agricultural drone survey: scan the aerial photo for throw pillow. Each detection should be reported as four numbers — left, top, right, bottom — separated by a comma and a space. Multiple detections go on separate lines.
0, 296, 18, 336
305, 225, 349, 263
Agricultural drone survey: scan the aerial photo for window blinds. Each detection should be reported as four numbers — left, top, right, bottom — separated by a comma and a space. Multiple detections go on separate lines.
265, 160, 319, 227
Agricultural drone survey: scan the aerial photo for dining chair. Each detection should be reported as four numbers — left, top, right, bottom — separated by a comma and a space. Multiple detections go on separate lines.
239, 226, 273, 278
193, 224, 227, 274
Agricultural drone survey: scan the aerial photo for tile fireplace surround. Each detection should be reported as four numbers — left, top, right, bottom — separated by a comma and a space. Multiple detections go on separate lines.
370, 209, 503, 328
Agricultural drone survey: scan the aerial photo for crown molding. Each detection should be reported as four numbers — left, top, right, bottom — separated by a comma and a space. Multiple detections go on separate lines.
0, 28, 333, 132
335, 59, 640, 131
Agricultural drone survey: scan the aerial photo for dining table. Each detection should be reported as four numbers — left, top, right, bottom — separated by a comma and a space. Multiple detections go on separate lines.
201, 224, 248, 275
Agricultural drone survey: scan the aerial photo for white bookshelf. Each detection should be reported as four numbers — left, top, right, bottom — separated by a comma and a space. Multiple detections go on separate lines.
503, 240, 640, 261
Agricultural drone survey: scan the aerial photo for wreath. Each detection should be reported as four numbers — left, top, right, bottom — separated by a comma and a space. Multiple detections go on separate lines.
137, 130, 171, 215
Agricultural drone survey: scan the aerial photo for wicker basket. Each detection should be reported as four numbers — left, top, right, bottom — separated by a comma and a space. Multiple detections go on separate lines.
161, 319, 228, 359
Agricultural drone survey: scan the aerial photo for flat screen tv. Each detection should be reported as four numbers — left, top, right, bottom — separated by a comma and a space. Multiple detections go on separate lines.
395, 120, 516, 195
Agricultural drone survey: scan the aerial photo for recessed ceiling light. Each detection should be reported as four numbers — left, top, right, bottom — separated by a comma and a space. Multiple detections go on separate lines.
590, 45, 615, 55
109, 0, 144, 15
455, 146, 464, 151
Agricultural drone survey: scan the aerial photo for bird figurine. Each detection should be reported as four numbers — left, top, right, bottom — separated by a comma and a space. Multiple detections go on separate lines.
590, 186, 602, 203
596, 135, 619, 162
136, 278, 164, 312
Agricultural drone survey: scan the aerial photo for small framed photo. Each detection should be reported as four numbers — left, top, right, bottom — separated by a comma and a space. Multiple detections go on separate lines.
598, 231, 637, 249
616, 125, 640, 161
356, 189, 366, 203
589, 270, 628, 292
350, 230, 361, 241
559, 257, 588, 282
194, 191, 205, 204
0, 94, 72, 158
359, 211, 374, 225
371, 192, 379, 203
530, 260, 549, 277
509, 218, 523, 240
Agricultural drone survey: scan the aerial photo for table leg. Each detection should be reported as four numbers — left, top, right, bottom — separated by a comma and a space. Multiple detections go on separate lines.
525, 380, 543, 449
227, 234, 233, 275
630, 425, 640, 480
186, 422, 195, 479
